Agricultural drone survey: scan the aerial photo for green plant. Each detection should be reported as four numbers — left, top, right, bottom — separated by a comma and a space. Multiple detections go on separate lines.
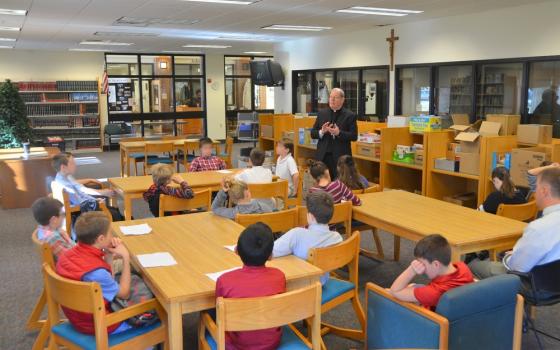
0, 79, 33, 148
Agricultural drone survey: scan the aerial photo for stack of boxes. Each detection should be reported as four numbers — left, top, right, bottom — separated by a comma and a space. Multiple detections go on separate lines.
355, 132, 381, 159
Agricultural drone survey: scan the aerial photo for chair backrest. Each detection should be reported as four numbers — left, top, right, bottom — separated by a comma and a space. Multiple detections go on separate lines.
161, 135, 183, 140
42, 264, 109, 346
158, 189, 212, 217
144, 141, 174, 154
529, 259, 560, 293
121, 136, 144, 142
308, 231, 360, 284
236, 207, 300, 233
31, 229, 55, 268
496, 201, 538, 222
352, 184, 381, 195
50, 180, 64, 203
297, 201, 352, 236
215, 282, 322, 350
435, 274, 522, 350
247, 180, 289, 209
61, 189, 79, 235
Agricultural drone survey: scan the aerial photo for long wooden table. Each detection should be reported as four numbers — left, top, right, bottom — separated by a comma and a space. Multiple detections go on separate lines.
112, 212, 322, 350
109, 169, 240, 220
353, 190, 528, 262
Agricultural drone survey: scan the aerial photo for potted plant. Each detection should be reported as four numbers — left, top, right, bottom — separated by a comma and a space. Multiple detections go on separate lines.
0, 79, 33, 149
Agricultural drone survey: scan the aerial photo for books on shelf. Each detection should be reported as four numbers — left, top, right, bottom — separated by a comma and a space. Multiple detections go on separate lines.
17, 80, 97, 92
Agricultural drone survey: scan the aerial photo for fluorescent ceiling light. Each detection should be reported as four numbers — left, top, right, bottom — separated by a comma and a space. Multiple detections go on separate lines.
262, 25, 331, 31
163, 50, 202, 53
0, 26, 20, 31
69, 48, 111, 52
0, 45, 13, 49
182, 0, 257, 5
183, 44, 231, 48
337, 6, 423, 16
244, 51, 268, 54
80, 40, 133, 46
218, 35, 272, 41
0, 9, 27, 16
0, 38, 16, 42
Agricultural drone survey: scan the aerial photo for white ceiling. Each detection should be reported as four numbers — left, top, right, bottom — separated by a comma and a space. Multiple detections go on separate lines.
0, 0, 550, 54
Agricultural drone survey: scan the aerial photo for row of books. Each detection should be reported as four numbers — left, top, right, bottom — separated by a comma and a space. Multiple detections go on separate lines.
17, 80, 97, 91
31, 117, 100, 128
26, 104, 98, 116
20, 92, 99, 103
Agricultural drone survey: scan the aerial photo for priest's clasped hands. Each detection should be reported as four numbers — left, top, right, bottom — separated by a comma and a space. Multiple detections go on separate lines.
320, 122, 340, 136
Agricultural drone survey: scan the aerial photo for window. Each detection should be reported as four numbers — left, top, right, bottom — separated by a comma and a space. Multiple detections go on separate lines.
175, 56, 203, 75
106, 54, 138, 75
435, 65, 473, 119
336, 70, 359, 113
528, 61, 560, 137
397, 67, 432, 116
225, 77, 252, 111
476, 62, 523, 119
315, 71, 334, 111
362, 68, 389, 118
294, 72, 312, 114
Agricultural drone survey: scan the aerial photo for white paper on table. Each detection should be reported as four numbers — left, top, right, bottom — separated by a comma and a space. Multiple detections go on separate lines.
137, 252, 177, 268
224, 244, 236, 252
206, 267, 240, 282
217, 170, 232, 174
120, 223, 152, 236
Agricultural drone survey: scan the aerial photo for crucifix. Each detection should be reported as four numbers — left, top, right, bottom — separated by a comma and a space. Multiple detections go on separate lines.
386, 29, 399, 71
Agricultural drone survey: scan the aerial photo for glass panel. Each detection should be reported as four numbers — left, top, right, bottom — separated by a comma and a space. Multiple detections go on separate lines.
225, 77, 252, 110
315, 71, 334, 111
140, 55, 172, 76
436, 65, 473, 118
175, 78, 204, 111
254, 85, 274, 110
295, 72, 312, 114
336, 70, 359, 113
476, 62, 523, 118
141, 78, 174, 112
175, 56, 203, 75
106, 55, 138, 76
177, 118, 205, 138
144, 119, 175, 137
107, 77, 141, 113
362, 68, 388, 118
225, 56, 251, 76
398, 67, 431, 116
528, 61, 560, 137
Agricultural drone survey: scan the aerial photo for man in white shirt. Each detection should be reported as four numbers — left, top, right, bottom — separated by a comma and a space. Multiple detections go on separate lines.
469, 168, 560, 285
235, 148, 274, 208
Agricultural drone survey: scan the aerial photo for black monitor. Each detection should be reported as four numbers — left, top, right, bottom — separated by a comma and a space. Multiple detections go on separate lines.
250, 60, 284, 86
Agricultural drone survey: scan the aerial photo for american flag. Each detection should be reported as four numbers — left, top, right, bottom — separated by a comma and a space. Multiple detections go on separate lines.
101, 63, 108, 94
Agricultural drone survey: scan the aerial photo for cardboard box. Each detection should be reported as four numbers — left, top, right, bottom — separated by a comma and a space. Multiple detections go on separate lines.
446, 142, 461, 161
414, 149, 424, 166
486, 114, 521, 136
450, 114, 473, 132
443, 192, 477, 209
392, 150, 415, 164
358, 132, 381, 144
282, 131, 295, 141
516, 124, 553, 145
356, 142, 380, 158
387, 116, 411, 128
457, 152, 480, 175
409, 116, 442, 133
434, 158, 457, 172
454, 121, 501, 154
261, 125, 273, 138
396, 144, 412, 156
510, 147, 551, 187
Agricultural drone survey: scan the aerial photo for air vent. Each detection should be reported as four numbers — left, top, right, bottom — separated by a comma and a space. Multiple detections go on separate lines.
94, 31, 159, 37
113, 16, 200, 27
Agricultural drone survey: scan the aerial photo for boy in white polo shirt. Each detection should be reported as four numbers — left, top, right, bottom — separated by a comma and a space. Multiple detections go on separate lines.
235, 148, 273, 183
275, 138, 299, 197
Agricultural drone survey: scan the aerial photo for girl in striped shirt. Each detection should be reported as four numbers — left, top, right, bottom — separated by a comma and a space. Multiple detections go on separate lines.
308, 159, 361, 206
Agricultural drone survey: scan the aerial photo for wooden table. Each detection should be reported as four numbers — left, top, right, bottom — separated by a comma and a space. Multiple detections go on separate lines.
109, 169, 241, 220
112, 212, 322, 350
0, 147, 59, 209
353, 190, 528, 262
119, 139, 220, 177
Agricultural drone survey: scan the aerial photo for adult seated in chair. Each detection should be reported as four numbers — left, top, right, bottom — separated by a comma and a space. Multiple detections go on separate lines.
469, 167, 560, 299
52, 152, 124, 221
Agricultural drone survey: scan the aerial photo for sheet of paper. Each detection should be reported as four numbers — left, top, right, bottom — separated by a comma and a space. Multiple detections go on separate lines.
137, 252, 177, 268
120, 223, 152, 236
224, 244, 236, 252
206, 267, 240, 282
217, 170, 232, 174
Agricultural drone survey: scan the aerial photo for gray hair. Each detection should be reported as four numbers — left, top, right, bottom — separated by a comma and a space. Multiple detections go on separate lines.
331, 87, 345, 98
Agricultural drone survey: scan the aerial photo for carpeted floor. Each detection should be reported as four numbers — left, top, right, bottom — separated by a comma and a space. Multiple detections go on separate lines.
1, 148, 558, 349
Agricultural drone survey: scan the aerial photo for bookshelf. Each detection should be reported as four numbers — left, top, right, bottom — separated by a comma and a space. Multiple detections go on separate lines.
351, 121, 386, 184
476, 75, 517, 117
449, 76, 472, 115
258, 114, 295, 156
18, 80, 101, 151
293, 116, 317, 167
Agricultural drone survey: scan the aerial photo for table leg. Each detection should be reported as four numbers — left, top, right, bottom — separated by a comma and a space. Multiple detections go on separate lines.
168, 302, 183, 350
120, 147, 125, 177
393, 236, 401, 261
123, 194, 132, 221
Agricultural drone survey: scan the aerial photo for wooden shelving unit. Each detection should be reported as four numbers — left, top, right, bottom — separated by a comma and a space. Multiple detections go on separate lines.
351, 121, 386, 184
293, 116, 317, 166
258, 114, 294, 156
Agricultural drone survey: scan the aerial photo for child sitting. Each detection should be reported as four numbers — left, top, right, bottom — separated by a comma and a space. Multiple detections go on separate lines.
273, 191, 342, 284
275, 138, 299, 197
143, 163, 194, 217
337, 155, 369, 190
236, 148, 273, 183
189, 137, 226, 172
56, 212, 154, 334
211, 177, 274, 219
389, 234, 474, 310
308, 159, 361, 205
31, 197, 74, 261
216, 222, 286, 350
480, 167, 526, 214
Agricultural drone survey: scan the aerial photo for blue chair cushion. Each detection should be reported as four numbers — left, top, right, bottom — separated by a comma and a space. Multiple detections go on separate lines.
205, 325, 309, 350
146, 157, 173, 165
321, 277, 354, 304
52, 321, 162, 350
129, 153, 157, 160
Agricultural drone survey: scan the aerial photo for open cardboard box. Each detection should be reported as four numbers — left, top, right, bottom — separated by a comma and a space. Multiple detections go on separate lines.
453, 121, 501, 153
510, 146, 551, 187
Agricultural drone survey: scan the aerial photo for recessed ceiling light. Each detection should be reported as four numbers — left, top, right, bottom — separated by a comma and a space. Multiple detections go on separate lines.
244, 51, 268, 54
182, 0, 258, 5
94, 31, 159, 37
0, 38, 16, 42
336, 6, 423, 16
0, 9, 27, 16
0, 45, 14, 49
80, 40, 133, 46
183, 44, 231, 48
262, 25, 331, 31
0, 26, 20, 32
69, 48, 111, 52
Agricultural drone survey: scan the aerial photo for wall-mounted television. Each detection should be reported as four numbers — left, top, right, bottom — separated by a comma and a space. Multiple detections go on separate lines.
250, 60, 284, 87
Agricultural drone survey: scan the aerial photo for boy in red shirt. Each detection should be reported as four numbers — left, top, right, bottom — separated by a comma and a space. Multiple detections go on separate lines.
215, 222, 286, 350
189, 137, 226, 172
390, 234, 474, 310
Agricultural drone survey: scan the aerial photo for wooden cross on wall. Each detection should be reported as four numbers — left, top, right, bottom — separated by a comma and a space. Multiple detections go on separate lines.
386, 29, 399, 71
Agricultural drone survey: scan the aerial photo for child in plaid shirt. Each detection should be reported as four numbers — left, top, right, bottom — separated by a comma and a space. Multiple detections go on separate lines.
143, 163, 195, 217
189, 137, 226, 172
31, 197, 75, 261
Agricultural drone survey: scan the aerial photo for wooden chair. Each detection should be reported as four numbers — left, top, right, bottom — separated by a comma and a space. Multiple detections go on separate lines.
308, 231, 365, 347
352, 185, 385, 260
285, 166, 304, 208
122, 136, 146, 176
236, 207, 300, 234
199, 282, 322, 350
158, 189, 212, 217
297, 201, 352, 237
247, 179, 289, 210
182, 140, 221, 171
218, 137, 234, 169
42, 263, 168, 350
143, 141, 176, 175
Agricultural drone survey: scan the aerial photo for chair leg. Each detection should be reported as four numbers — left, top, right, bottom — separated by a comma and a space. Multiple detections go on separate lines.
32, 323, 50, 350
320, 296, 365, 341
26, 290, 47, 331
359, 227, 385, 260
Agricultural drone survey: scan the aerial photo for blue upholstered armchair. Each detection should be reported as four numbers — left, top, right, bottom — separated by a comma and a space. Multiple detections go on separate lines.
365, 274, 523, 350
